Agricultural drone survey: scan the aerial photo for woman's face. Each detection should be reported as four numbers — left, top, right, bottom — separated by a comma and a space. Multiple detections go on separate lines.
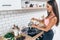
46, 3, 53, 13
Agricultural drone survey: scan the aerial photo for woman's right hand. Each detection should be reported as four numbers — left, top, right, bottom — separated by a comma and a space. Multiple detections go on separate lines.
31, 18, 42, 22
31, 18, 39, 21
31, 18, 35, 20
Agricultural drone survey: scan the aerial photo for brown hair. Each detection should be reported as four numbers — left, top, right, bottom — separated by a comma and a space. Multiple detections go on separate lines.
47, 0, 59, 26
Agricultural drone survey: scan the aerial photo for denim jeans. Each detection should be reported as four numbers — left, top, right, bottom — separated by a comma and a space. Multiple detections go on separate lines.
42, 30, 54, 40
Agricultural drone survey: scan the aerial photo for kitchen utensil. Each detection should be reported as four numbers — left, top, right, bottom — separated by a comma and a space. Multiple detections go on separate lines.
22, 27, 42, 37
30, 4, 34, 7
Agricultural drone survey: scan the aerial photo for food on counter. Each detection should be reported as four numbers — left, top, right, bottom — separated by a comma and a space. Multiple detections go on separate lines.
16, 36, 25, 40
28, 19, 45, 27
12, 25, 20, 37
4, 32, 14, 40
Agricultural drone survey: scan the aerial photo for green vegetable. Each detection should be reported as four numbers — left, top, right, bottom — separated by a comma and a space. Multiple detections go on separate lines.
4, 33, 15, 40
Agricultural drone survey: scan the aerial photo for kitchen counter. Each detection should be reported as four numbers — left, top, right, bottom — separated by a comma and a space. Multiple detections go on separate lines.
21, 31, 44, 40
0, 36, 4, 40
0, 31, 44, 40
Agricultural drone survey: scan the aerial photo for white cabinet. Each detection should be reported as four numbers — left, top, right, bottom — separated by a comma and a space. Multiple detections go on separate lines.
0, 0, 47, 11
0, 0, 21, 10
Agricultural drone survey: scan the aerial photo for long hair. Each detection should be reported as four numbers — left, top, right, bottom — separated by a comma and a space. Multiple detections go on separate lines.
47, 0, 59, 26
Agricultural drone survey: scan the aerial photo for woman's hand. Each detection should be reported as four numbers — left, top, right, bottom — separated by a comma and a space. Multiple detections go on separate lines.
32, 24, 47, 32
32, 24, 39, 29
32, 24, 36, 28
31, 18, 39, 21
31, 18, 43, 22
31, 18, 36, 20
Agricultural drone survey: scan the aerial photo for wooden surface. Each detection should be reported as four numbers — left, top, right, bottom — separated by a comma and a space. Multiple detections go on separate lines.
0, 36, 4, 40
21, 31, 44, 40
0, 31, 44, 40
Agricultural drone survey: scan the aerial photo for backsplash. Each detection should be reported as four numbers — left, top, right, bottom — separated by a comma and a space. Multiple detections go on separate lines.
0, 10, 47, 36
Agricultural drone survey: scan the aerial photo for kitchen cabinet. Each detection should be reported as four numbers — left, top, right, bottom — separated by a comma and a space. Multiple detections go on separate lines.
0, 0, 21, 10
0, 0, 47, 11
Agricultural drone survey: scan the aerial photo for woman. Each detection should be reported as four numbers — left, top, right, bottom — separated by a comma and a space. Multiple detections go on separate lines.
32, 0, 59, 40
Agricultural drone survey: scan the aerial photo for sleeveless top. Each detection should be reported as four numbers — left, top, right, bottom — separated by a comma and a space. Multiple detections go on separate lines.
44, 15, 55, 26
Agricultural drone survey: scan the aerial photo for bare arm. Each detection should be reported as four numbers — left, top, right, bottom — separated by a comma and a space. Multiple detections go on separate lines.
31, 18, 43, 22
32, 17, 57, 32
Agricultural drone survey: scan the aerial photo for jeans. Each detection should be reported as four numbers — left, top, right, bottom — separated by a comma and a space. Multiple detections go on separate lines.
42, 30, 54, 40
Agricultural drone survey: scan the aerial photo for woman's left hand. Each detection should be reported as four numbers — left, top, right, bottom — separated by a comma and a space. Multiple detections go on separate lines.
32, 24, 38, 28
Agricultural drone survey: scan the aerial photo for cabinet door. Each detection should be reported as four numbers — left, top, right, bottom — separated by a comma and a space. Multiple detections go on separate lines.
0, 0, 21, 10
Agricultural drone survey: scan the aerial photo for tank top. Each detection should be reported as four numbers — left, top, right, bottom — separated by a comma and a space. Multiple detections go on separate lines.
44, 16, 55, 26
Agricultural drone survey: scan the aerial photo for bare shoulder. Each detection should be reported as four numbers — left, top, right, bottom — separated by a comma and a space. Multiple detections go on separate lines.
53, 17, 57, 20
51, 16, 57, 22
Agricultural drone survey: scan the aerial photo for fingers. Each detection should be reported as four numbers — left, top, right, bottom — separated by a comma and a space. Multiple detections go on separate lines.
31, 18, 35, 20
32, 24, 38, 28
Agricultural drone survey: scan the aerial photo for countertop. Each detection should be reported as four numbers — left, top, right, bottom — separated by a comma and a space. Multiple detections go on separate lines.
0, 31, 44, 40
0, 36, 4, 40
17, 31, 44, 40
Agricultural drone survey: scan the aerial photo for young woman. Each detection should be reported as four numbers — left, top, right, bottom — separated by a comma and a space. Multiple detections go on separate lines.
32, 0, 59, 40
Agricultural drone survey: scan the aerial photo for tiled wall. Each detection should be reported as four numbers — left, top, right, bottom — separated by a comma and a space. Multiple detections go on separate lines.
0, 10, 47, 36
0, 7, 60, 40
